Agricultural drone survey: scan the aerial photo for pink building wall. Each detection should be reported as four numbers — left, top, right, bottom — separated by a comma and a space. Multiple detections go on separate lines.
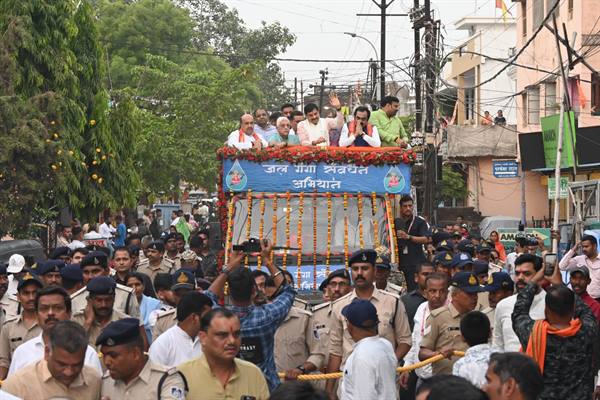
466, 157, 549, 219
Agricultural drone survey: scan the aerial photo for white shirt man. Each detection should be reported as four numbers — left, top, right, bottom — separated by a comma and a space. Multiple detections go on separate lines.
99, 221, 115, 239
226, 129, 268, 150
339, 124, 381, 147
148, 324, 202, 368
492, 290, 545, 351
403, 301, 434, 379
8, 334, 102, 376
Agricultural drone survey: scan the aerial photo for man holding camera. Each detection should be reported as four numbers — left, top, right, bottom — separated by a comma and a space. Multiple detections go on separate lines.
204, 239, 295, 392
339, 106, 381, 148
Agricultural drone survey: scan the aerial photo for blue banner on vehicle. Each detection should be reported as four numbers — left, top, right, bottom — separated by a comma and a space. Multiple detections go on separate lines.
223, 159, 411, 194
252, 264, 345, 291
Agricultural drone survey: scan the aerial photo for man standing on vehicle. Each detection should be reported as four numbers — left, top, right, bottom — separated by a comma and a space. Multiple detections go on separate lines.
369, 96, 409, 147
394, 195, 430, 292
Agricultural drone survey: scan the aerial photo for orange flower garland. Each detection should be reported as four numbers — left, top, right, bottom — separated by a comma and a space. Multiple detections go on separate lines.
283, 191, 291, 270
326, 192, 332, 276
244, 190, 253, 268
357, 192, 364, 249
312, 191, 318, 290
371, 192, 380, 248
271, 196, 278, 265
257, 198, 266, 270
225, 195, 235, 264
385, 194, 400, 264
343, 192, 349, 270
296, 192, 304, 287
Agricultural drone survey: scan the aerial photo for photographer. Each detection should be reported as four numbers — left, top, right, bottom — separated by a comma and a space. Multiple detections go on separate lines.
205, 239, 295, 392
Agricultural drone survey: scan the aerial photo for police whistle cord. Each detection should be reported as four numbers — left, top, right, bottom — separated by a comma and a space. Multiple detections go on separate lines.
277, 351, 465, 381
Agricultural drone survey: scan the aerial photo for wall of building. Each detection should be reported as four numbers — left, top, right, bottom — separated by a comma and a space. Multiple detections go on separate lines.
466, 156, 548, 219
516, 0, 600, 132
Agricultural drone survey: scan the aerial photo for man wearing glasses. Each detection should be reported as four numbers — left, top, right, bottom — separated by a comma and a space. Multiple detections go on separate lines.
339, 106, 382, 148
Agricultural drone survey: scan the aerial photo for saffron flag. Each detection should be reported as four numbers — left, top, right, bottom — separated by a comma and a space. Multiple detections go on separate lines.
495, 0, 512, 22
577, 79, 587, 109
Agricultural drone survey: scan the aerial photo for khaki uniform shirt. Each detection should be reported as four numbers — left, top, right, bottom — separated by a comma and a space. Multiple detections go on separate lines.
178, 355, 269, 400
137, 259, 175, 282
420, 302, 468, 375
164, 253, 182, 270
71, 284, 140, 318
101, 358, 186, 400
3, 360, 101, 400
0, 314, 41, 368
329, 288, 412, 366
311, 301, 333, 369
0, 295, 19, 320
477, 291, 490, 309
152, 308, 177, 341
72, 309, 131, 349
483, 306, 495, 331
293, 297, 310, 311
274, 307, 324, 372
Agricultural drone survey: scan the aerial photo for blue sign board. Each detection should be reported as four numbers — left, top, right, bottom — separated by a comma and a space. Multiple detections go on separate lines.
492, 160, 519, 178
223, 159, 411, 194
252, 264, 345, 291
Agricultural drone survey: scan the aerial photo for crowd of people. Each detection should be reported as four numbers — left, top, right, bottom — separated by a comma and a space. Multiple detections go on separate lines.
227, 94, 410, 150
1, 196, 600, 397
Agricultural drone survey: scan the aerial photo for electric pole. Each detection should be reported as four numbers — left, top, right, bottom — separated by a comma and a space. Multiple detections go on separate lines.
411, 0, 422, 132
357, 0, 407, 103
310, 69, 336, 117
294, 77, 298, 107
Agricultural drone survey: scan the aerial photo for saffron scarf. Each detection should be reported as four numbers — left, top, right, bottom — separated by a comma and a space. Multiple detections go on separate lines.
238, 129, 260, 143
348, 120, 373, 136
524, 318, 582, 374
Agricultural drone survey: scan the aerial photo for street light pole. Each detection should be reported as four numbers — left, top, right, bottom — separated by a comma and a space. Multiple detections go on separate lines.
344, 32, 380, 101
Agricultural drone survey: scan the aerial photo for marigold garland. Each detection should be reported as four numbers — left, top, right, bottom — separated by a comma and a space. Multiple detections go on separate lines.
271, 196, 278, 265
371, 192, 380, 248
312, 191, 318, 290
225, 195, 235, 265
257, 198, 266, 270
283, 191, 291, 270
357, 192, 364, 249
385, 194, 400, 264
326, 192, 332, 276
343, 192, 349, 270
244, 190, 253, 268
296, 192, 304, 287
216, 146, 416, 165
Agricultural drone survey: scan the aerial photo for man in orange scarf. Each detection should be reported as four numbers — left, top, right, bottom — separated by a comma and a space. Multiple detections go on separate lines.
227, 113, 268, 150
511, 260, 599, 400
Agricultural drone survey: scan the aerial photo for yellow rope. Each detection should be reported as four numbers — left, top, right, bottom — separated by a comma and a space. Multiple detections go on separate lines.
277, 351, 465, 381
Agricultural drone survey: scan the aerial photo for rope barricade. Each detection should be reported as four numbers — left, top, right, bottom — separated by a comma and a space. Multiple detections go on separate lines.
277, 351, 465, 381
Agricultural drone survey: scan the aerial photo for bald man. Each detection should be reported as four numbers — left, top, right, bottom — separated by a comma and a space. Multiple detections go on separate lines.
227, 113, 268, 150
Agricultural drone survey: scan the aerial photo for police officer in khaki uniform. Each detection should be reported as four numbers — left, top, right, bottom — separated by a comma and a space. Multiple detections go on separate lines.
326, 249, 412, 399
481, 271, 514, 328
163, 233, 182, 270
72, 276, 132, 349
137, 241, 175, 282
274, 306, 324, 379
0, 272, 43, 379
98, 318, 187, 400
152, 270, 195, 341
71, 251, 140, 318
418, 271, 485, 375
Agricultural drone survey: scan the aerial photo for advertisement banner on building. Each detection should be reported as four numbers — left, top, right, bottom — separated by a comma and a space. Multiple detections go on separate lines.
540, 112, 577, 169
497, 228, 552, 248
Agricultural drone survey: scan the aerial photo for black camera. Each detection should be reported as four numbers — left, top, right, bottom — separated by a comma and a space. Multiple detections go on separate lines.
232, 238, 262, 253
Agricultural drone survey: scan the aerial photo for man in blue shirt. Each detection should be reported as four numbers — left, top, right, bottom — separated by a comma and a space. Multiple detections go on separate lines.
114, 214, 127, 247
205, 240, 295, 392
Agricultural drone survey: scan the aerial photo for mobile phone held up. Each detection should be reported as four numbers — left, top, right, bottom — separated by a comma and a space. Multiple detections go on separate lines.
544, 253, 557, 276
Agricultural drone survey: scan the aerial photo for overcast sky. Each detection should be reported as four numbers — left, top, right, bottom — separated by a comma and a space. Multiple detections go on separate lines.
222, 0, 507, 94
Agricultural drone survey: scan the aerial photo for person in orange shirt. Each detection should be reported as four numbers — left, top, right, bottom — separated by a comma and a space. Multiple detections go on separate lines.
481, 111, 493, 126
489, 231, 506, 262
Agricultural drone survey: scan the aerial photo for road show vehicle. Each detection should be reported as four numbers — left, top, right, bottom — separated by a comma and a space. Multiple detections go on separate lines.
217, 145, 415, 291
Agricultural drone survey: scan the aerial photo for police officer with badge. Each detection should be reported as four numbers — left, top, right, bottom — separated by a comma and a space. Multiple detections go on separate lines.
137, 241, 176, 282
418, 271, 484, 375
71, 251, 140, 318
98, 318, 187, 400
374, 254, 404, 296
326, 249, 412, 399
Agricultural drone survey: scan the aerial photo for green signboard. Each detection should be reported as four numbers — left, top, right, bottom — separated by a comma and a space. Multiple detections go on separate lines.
540, 112, 576, 169
497, 228, 552, 248
547, 177, 569, 199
